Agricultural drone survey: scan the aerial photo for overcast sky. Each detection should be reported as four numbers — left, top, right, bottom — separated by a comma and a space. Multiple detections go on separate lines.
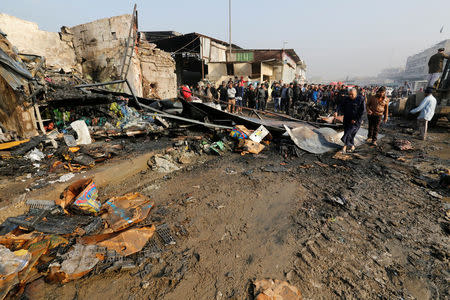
2, 0, 450, 80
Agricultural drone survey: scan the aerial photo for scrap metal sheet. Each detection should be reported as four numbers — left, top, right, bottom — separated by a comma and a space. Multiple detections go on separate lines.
284, 125, 382, 154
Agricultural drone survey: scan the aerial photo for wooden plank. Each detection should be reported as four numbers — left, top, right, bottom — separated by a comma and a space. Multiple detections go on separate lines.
0, 139, 30, 150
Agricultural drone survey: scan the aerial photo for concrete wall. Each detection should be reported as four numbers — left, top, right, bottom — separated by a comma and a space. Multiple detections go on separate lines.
70, 14, 138, 92
138, 42, 177, 99
234, 63, 252, 76
261, 63, 274, 77
0, 13, 78, 72
206, 63, 227, 83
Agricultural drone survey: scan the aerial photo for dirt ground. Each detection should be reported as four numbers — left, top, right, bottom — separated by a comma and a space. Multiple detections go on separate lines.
1, 119, 449, 300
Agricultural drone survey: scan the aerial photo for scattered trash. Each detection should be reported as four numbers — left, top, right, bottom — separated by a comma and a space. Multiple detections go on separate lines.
101, 192, 154, 233
58, 178, 100, 213
81, 226, 156, 257
230, 125, 251, 140
25, 148, 45, 162
210, 141, 229, 155
225, 167, 237, 175
63, 134, 77, 147
242, 140, 265, 155
428, 190, 443, 199
0, 177, 163, 297
253, 279, 302, 300
326, 195, 347, 206
149, 156, 180, 173
53, 173, 75, 183
47, 244, 102, 283
249, 125, 269, 143
393, 139, 413, 151
71, 120, 92, 145
156, 224, 176, 245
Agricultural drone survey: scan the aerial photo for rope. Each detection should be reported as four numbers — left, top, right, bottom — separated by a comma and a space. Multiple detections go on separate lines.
172, 36, 200, 54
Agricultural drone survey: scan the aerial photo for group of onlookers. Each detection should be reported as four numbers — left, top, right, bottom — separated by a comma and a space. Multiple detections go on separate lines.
179, 75, 437, 151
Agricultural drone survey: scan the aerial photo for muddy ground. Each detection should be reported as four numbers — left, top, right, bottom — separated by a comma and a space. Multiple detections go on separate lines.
1, 119, 449, 300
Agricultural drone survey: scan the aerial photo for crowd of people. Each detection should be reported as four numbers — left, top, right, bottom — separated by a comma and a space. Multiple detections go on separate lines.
183, 77, 393, 116
179, 73, 438, 153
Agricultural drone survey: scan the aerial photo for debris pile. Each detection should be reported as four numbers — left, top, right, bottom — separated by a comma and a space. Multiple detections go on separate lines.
393, 139, 413, 151
229, 125, 270, 155
0, 178, 175, 299
292, 102, 327, 122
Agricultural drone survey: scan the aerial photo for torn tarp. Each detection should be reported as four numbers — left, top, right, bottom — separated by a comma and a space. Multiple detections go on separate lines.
284, 124, 381, 154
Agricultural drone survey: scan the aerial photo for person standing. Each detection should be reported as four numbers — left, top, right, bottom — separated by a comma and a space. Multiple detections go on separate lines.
235, 81, 245, 113
339, 88, 365, 153
271, 82, 282, 112
218, 81, 228, 104
366, 86, 389, 145
410, 87, 437, 140
293, 83, 301, 103
256, 84, 267, 111
286, 83, 294, 115
227, 82, 237, 113
311, 86, 319, 103
244, 84, 256, 108
427, 48, 450, 88
280, 84, 288, 112
180, 84, 193, 101
204, 83, 213, 101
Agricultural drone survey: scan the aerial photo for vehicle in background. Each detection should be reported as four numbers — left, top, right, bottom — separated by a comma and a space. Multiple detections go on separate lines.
401, 60, 450, 125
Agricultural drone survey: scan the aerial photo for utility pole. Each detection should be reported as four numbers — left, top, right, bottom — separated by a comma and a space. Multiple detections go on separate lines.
229, 0, 232, 56
282, 41, 288, 83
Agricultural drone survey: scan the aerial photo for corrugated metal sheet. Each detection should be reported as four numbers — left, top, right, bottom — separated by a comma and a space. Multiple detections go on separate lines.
0, 48, 32, 91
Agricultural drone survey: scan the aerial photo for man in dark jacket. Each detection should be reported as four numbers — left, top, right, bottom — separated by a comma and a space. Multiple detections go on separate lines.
284, 83, 294, 115
427, 48, 450, 87
244, 84, 256, 108
256, 85, 267, 111
339, 88, 365, 153
271, 82, 282, 112
218, 81, 228, 103
293, 83, 301, 103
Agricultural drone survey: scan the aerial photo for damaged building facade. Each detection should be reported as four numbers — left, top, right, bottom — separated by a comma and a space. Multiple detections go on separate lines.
145, 31, 307, 86
0, 13, 177, 138
0, 13, 177, 99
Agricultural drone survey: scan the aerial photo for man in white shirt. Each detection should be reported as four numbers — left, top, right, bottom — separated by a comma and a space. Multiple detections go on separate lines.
227, 82, 237, 113
410, 87, 437, 140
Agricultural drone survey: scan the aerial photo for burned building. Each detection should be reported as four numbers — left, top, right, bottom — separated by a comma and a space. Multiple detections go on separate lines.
0, 13, 177, 100
144, 31, 307, 86
0, 12, 178, 138
143, 32, 242, 86
0, 33, 37, 139
209, 49, 307, 84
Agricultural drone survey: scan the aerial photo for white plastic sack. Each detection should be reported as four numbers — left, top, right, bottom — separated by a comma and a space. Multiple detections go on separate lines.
71, 120, 92, 145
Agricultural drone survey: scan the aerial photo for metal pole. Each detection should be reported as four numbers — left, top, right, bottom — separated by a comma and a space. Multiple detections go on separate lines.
229, 0, 232, 56
74, 80, 125, 88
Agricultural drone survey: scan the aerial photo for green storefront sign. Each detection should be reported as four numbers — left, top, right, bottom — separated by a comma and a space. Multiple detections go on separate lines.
235, 52, 254, 62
